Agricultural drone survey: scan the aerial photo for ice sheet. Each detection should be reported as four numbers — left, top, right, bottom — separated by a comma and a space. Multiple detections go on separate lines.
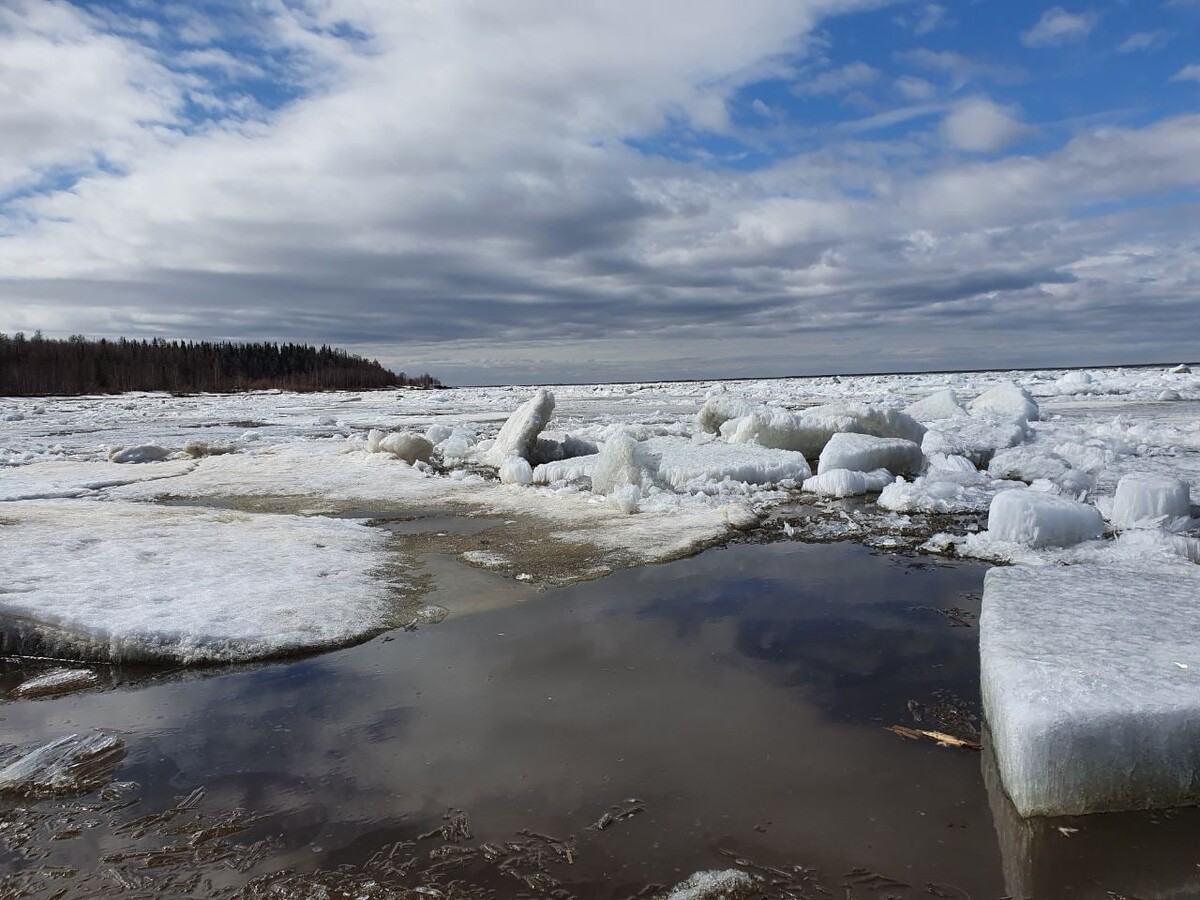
0, 500, 403, 664
981, 564, 1200, 816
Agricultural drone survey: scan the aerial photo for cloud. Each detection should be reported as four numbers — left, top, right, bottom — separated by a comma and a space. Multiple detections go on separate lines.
794, 61, 880, 96
895, 48, 1024, 89
1117, 30, 1169, 54
1171, 64, 1200, 82
914, 4, 946, 36
1021, 7, 1098, 48
940, 96, 1028, 152
894, 75, 936, 101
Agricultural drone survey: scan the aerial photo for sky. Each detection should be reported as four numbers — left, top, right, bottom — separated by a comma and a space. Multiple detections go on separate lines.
1, 0, 1198, 385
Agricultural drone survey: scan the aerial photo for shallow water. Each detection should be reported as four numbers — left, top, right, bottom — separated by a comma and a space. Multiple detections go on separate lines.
2, 539, 1199, 899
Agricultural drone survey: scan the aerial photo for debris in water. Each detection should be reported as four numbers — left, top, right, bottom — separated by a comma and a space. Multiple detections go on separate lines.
885, 725, 981, 750
0, 733, 125, 798
590, 801, 646, 831
11, 667, 100, 699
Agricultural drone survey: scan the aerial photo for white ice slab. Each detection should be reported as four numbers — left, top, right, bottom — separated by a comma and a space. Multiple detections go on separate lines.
982, 564, 1200, 816
648, 437, 811, 492
0, 500, 401, 664
817, 433, 923, 476
986, 489, 1104, 548
484, 389, 555, 464
1110, 473, 1191, 529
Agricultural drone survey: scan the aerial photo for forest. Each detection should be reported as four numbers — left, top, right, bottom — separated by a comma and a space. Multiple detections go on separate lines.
0, 333, 441, 395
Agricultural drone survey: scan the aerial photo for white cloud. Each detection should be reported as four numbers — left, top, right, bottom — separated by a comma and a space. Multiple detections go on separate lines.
896, 48, 1024, 89
1117, 30, 1169, 54
895, 75, 936, 100
794, 61, 880, 96
1171, 64, 1200, 83
1021, 7, 1098, 48
914, 4, 946, 36
941, 97, 1027, 153
751, 98, 772, 117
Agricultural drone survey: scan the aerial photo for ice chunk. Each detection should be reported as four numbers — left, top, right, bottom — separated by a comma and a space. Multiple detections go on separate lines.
426, 424, 454, 445
981, 564, 1200, 816
648, 437, 811, 493
723, 403, 924, 458
986, 489, 1104, 548
498, 456, 534, 486
987, 446, 1095, 496
1158, 389, 1182, 402
661, 869, 756, 900
802, 468, 892, 499
806, 403, 926, 445
609, 483, 641, 514
0, 733, 125, 798
11, 668, 100, 699
1169, 363, 1191, 374
377, 432, 434, 464
905, 389, 967, 422
484, 389, 555, 464
817, 433, 923, 476
109, 444, 172, 464
879, 467, 1017, 514
532, 455, 598, 485
592, 432, 656, 496
696, 395, 755, 434
1110, 473, 1191, 529
0, 500, 401, 664
968, 383, 1040, 424
927, 453, 977, 473
182, 439, 235, 458
923, 416, 1027, 467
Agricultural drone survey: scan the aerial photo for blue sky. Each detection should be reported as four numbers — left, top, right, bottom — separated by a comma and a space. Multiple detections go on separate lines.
1, 0, 1198, 383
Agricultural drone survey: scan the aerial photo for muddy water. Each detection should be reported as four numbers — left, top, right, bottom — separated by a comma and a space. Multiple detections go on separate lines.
2, 540, 1199, 899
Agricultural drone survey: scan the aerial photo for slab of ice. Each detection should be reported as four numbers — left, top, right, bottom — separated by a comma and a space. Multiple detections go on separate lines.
11, 668, 100, 699
802, 468, 892, 499
376, 432, 434, 464
0, 459, 197, 501
532, 455, 598, 485
696, 395, 755, 434
0, 733, 125, 798
648, 437, 811, 492
817, 433, 923, 476
722, 403, 924, 458
1110, 473, 1191, 529
904, 388, 967, 422
592, 432, 656, 498
987, 446, 1095, 496
109, 444, 173, 464
981, 564, 1200, 816
484, 389, 555, 465
0, 500, 401, 664
968, 383, 1040, 424
1169, 363, 1191, 374
986, 489, 1104, 548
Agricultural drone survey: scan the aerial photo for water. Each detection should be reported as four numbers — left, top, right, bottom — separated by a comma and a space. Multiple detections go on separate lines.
2, 540, 1198, 898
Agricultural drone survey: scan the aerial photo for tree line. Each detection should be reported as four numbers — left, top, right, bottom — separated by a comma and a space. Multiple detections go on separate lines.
0, 333, 442, 396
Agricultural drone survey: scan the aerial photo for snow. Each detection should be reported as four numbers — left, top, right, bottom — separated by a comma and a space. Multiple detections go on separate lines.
1110, 473, 1191, 529
484, 388, 555, 464
986, 489, 1105, 548
817, 433, 923, 476
968, 382, 1040, 424
11, 668, 100, 699
0, 500, 404, 664
981, 564, 1200, 816
0, 733, 125, 798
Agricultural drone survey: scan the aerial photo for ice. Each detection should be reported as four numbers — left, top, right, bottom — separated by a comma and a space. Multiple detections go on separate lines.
879, 466, 1018, 514
817, 433, 923, 476
696, 395, 755, 434
11, 668, 100, 699
981, 564, 1200, 816
987, 446, 1095, 496
1110, 473, 1191, 529
648, 437, 811, 492
591, 432, 655, 498
532, 455, 598, 485
484, 388, 555, 465
499, 456, 534, 486
904, 388, 967, 422
375, 432, 434, 463
609, 483, 642, 514
968, 382, 1040, 424
922, 416, 1026, 467
109, 444, 172, 464
182, 439, 235, 457
1159, 389, 1182, 401
722, 403, 924, 458
0, 459, 197, 501
986, 489, 1105, 548
661, 869, 756, 900
0, 733, 125, 798
1169, 363, 1191, 374
0, 500, 403, 664
802, 468, 892, 499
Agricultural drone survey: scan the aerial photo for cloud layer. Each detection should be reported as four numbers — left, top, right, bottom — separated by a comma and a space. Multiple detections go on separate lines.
1, 0, 1199, 383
